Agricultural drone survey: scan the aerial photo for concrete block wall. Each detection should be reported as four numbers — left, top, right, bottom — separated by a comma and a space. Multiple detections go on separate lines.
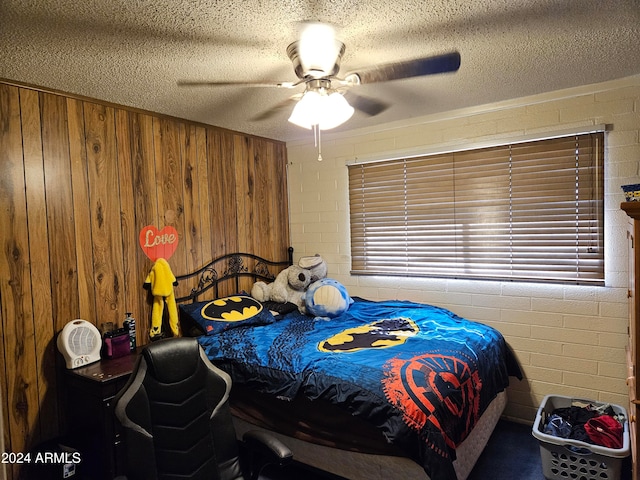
286, 75, 640, 423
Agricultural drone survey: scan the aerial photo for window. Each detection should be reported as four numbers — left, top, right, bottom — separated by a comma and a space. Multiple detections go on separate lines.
348, 132, 604, 285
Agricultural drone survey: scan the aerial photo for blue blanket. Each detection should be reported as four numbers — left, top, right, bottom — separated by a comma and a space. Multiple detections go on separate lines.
195, 297, 521, 480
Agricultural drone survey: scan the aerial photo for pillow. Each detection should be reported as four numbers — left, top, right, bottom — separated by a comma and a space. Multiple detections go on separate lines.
178, 295, 276, 335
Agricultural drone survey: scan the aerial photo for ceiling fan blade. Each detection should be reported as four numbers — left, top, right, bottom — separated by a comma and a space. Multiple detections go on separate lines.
344, 92, 389, 117
177, 80, 300, 88
250, 95, 302, 122
347, 51, 461, 84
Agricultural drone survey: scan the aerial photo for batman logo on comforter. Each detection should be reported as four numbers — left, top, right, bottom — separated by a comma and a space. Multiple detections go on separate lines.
318, 317, 419, 352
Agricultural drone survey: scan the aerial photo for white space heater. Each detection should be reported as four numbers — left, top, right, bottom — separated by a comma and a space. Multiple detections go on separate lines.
57, 319, 102, 369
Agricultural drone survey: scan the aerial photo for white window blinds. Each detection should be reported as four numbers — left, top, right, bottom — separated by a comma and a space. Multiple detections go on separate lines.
348, 132, 604, 284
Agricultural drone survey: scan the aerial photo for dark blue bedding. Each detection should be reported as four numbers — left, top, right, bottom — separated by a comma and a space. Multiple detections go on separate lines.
195, 297, 521, 480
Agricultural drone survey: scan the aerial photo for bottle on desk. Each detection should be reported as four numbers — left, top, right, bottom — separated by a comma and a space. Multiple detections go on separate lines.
123, 313, 136, 352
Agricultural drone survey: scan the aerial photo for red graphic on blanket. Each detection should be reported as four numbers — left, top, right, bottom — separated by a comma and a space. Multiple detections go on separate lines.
382, 352, 482, 454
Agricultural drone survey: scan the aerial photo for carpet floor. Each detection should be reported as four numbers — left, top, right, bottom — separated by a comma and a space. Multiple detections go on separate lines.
259, 419, 632, 480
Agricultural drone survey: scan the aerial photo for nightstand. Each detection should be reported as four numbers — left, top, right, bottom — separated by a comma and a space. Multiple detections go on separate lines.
62, 350, 140, 480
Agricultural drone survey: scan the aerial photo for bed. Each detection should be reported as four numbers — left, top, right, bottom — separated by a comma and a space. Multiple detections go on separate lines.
174, 250, 522, 480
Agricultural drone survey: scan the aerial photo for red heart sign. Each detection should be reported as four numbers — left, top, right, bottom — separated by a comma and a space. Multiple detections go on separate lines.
139, 225, 179, 261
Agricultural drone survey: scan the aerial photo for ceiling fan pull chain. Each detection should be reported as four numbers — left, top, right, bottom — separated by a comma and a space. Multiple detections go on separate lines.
316, 125, 323, 161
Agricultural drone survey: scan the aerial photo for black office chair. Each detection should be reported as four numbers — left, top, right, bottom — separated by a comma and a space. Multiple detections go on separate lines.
114, 337, 292, 480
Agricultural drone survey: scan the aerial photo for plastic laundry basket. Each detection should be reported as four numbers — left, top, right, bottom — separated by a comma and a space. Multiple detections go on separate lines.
532, 395, 629, 480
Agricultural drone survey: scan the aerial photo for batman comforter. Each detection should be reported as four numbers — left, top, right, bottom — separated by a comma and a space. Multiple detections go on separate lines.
194, 297, 521, 480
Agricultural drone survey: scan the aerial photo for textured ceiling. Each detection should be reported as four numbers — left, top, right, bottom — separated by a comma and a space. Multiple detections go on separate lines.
1, 0, 639, 142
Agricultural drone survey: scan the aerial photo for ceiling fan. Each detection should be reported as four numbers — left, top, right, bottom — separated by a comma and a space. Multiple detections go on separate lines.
178, 22, 461, 130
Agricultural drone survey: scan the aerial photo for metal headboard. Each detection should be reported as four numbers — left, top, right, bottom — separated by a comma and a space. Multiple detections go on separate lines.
174, 247, 294, 303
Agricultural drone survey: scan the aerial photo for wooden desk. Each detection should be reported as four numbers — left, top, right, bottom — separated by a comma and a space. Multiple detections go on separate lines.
63, 350, 140, 480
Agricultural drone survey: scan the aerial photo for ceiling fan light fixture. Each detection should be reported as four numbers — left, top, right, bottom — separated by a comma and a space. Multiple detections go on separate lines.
288, 90, 321, 129
322, 92, 355, 129
298, 23, 343, 77
288, 90, 354, 130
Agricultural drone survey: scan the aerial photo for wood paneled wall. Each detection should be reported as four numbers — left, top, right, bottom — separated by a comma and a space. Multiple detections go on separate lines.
0, 81, 290, 478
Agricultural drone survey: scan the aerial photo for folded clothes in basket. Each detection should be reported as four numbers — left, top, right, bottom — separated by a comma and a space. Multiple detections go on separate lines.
543, 404, 624, 450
